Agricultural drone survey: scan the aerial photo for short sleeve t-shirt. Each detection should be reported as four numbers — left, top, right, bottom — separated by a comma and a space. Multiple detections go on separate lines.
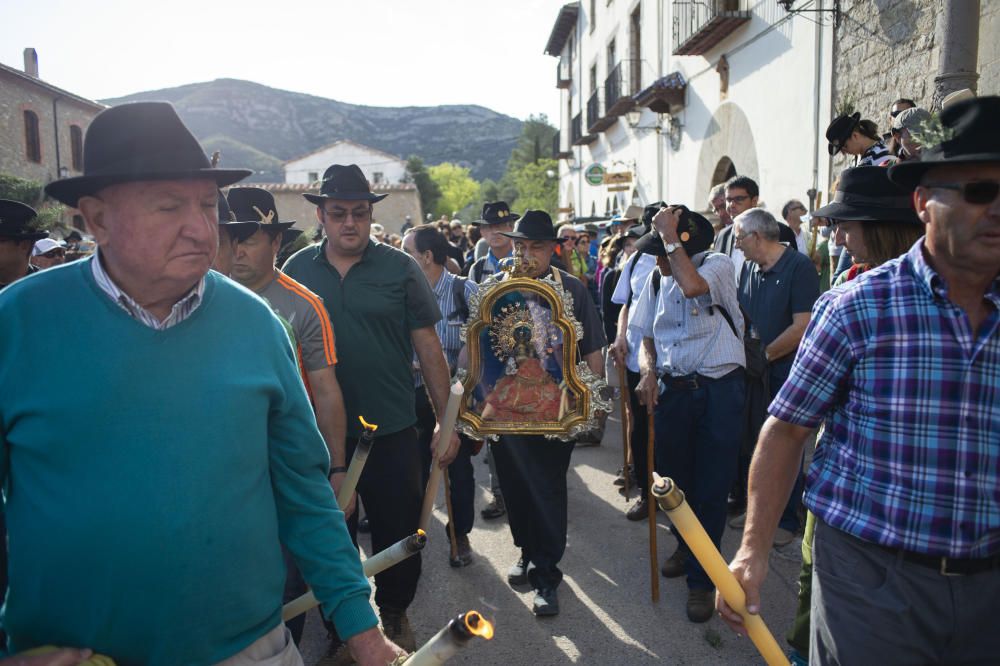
283, 240, 441, 437
258, 271, 337, 372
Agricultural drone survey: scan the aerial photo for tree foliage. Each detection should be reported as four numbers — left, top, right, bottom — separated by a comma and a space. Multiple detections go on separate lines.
405, 156, 441, 218
428, 163, 481, 218
509, 158, 559, 213
0, 173, 65, 231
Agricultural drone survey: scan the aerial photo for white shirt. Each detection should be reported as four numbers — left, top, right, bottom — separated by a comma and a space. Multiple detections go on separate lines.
611, 253, 657, 373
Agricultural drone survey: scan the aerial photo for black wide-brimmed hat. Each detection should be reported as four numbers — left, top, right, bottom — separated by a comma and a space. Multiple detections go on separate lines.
500, 210, 559, 241
826, 112, 861, 156
303, 164, 388, 205
814, 166, 921, 224
216, 190, 263, 242
0, 199, 48, 241
227, 187, 296, 234
634, 206, 715, 257
45, 102, 252, 208
889, 96, 1000, 190
475, 201, 521, 225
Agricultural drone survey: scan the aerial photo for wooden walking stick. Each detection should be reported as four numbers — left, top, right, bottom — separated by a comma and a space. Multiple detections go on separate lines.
647, 410, 660, 603
617, 360, 631, 501
443, 468, 459, 562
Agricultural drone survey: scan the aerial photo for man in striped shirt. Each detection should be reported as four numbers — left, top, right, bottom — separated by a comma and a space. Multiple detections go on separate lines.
722, 96, 1000, 664
403, 226, 479, 567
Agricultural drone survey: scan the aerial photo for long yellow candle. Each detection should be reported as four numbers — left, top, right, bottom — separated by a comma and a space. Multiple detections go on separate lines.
398, 610, 494, 665
418, 381, 465, 531
282, 530, 427, 622
649, 473, 790, 666
337, 416, 378, 509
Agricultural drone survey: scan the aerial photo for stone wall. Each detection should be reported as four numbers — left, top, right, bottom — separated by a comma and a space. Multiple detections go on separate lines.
0, 67, 101, 187
834, 0, 998, 124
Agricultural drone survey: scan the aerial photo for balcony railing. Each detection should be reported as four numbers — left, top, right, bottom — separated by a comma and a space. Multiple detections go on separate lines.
586, 90, 602, 132
552, 131, 573, 159
604, 60, 640, 118
556, 56, 572, 89
571, 112, 596, 145
673, 0, 750, 56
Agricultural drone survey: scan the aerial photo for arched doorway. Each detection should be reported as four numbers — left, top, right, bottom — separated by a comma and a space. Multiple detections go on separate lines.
711, 157, 736, 187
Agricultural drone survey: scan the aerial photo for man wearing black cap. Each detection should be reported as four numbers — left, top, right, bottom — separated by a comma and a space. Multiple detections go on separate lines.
493, 210, 606, 618
227, 187, 348, 645
0, 103, 401, 664
284, 163, 459, 652
722, 97, 1000, 664
467, 201, 520, 520
632, 205, 746, 623
212, 191, 259, 276
0, 200, 48, 289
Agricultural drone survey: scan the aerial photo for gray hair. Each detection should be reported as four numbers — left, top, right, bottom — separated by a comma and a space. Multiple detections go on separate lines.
708, 183, 726, 205
734, 207, 780, 241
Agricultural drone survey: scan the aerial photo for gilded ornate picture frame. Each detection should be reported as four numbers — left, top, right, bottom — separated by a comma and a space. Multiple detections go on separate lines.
455, 266, 610, 441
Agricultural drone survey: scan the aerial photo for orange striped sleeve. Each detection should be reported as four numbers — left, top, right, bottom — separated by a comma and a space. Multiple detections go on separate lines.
277, 272, 337, 366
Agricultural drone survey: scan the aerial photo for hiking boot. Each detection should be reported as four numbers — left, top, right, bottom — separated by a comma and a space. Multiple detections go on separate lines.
686, 588, 715, 623
532, 587, 560, 616
507, 555, 529, 587
660, 547, 690, 578
626, 497, 649, 521
480, 495, 506, 520
380, 608, 416, 653
449, 533, 473, 568
613, 465, 630, 487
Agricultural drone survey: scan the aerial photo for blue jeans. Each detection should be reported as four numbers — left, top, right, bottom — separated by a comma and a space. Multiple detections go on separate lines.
654, 370, 745, 590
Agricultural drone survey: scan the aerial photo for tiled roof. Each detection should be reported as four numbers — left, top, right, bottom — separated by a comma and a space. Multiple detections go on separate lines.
0, 61, 105, 111
544, 3, 580, 56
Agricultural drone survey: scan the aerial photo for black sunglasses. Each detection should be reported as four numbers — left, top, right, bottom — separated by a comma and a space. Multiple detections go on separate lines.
925, 181, 1000, 205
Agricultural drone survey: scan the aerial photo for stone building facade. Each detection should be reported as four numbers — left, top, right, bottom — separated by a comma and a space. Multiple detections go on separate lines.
0, 50, 104, 188
832, 0, 998, 157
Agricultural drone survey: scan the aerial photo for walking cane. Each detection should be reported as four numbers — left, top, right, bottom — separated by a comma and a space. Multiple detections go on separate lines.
419, 382, 465, 532
443, 468, 459, 562
650, 473, 789, 666
616, 360, 631, 500
647, 410, 660, 603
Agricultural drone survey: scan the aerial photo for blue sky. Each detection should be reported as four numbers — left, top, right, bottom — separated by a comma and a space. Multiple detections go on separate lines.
1, 0, 566, 121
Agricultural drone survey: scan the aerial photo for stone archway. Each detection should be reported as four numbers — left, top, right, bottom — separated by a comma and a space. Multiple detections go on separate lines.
694, 102, 759, 210
711, 156, 737, 187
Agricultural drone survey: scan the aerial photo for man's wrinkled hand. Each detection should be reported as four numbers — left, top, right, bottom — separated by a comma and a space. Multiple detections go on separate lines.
330, 471, 357, 518
611, 336, 628, 367
716, 545, 768, 635
636, 371, 659, 408
652, 206, 682, 240
347, 627, 407, 666
431, 425, 461, 468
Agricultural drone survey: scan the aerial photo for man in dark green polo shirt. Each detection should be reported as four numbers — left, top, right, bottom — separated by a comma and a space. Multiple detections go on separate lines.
284, 164, 459, 654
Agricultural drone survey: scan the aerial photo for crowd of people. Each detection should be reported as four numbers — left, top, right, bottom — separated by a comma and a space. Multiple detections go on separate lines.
0, 89, 996, 666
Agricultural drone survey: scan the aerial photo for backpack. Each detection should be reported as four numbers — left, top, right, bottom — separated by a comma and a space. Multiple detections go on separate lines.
449, 274, 470, 322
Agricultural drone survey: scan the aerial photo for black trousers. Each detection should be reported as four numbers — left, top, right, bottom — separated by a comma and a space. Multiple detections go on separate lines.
492, 435, 575, 591
343, 426, 423, 612
626, 369, 650, 494
415, 386, 476, 536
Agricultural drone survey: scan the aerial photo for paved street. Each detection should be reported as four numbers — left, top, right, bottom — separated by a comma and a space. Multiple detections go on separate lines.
300, 402, 802, 665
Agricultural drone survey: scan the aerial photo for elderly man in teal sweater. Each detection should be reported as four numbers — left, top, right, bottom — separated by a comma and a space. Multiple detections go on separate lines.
0, 103, 404, 665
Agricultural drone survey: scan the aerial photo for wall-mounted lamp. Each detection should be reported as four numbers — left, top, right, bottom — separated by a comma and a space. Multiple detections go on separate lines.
778, 0, 841, 27
626, 108, 660, 131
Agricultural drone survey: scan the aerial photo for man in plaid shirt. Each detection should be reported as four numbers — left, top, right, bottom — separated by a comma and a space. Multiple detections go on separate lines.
720, 96, 1000, 664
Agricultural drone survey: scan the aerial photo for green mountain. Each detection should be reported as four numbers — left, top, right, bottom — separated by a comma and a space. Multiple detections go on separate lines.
103, 79, 523, 182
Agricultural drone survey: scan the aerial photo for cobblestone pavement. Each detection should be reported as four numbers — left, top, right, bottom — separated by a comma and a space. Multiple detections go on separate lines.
299, 403, 802, 665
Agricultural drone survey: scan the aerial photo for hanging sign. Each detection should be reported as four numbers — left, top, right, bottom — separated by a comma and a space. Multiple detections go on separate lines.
584, 164, 606, 186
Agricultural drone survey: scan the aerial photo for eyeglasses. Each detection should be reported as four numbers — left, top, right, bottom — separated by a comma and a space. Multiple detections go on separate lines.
925, 181, 1000, 205
725, 195, 750, 204
734, 231, 757, 243
322, 207, 372, 223
560, 235, 578, 243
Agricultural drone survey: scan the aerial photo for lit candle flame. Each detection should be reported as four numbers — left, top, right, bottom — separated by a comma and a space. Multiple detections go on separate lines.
416, 529, 426, 537
358, 416, 379, 432
463, 611, 494, 640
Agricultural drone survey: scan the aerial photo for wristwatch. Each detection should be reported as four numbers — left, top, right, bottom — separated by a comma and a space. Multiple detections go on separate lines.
664, 242, 681, 255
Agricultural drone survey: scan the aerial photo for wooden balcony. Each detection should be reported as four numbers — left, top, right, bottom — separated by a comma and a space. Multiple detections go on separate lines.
673, 0, 750, 56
